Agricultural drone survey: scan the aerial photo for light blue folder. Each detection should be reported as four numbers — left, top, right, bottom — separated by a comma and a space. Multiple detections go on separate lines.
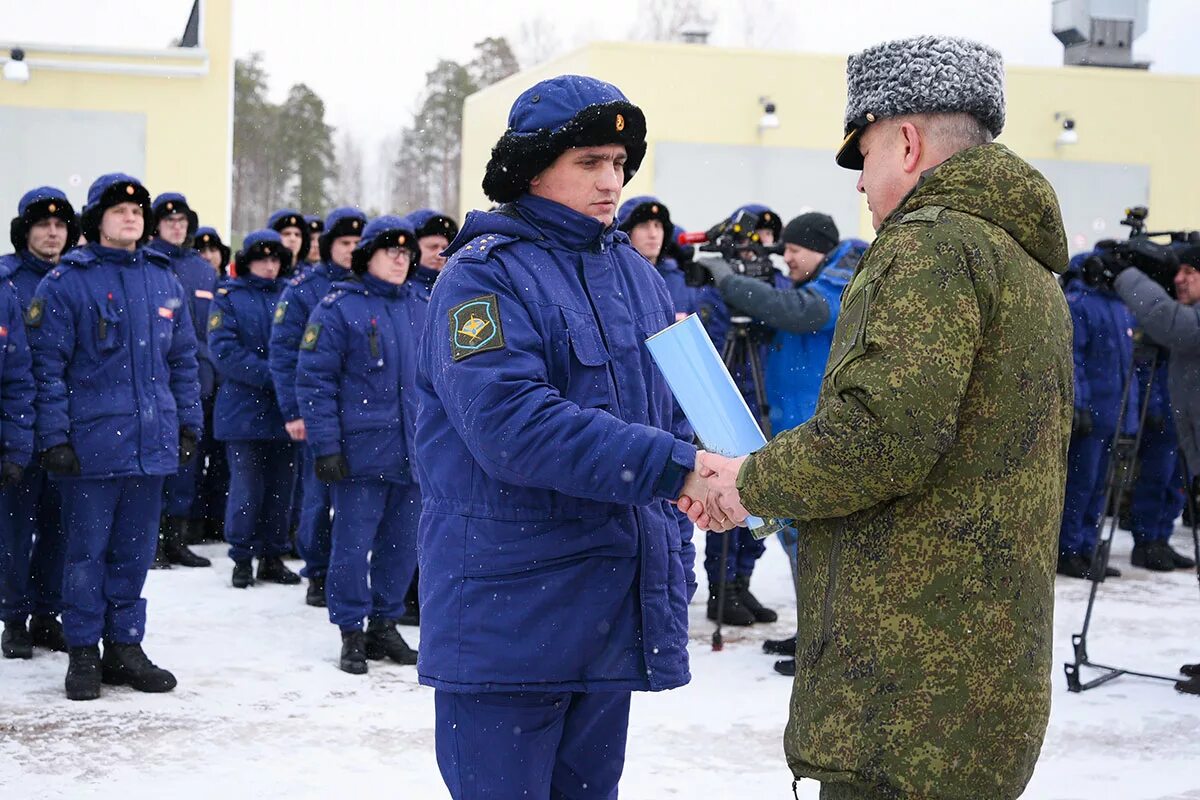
645, 314, 785, 539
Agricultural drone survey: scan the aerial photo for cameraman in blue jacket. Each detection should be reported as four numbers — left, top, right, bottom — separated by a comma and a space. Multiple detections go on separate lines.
415, 75, 701, 800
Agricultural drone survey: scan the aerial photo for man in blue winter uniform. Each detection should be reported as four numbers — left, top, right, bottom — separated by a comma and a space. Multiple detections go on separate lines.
616, 196, 696, 320
698, 210, 863, 674
297, 216, 423, 673
194, 226, 231, 278
303, 215, 323, 272
147, 192, 216, 569
398, 208, 459, 627
1127, 340, 1195, 571
269, 206, 366, 607
415, 74, 701, 800
268, 208, 311, 271
190, 226, 231, 542
209, 230, 299, 589
0, 187, 75, 658
29, 173, 201, 700
1058, 259, 1139, 579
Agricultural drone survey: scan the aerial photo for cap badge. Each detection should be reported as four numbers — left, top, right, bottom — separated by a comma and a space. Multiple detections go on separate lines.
866, 113, 876, 123
47, 203, 57, 213
615, 114, 625, 132
125, 185, 135, 195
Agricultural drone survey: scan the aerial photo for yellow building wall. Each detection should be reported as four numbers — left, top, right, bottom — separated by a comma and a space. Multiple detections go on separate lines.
462, 40, 1200, 239
0, 0, 234, 232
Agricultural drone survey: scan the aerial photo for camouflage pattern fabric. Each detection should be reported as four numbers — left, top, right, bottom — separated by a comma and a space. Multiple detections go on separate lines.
737, 143, 1073, 799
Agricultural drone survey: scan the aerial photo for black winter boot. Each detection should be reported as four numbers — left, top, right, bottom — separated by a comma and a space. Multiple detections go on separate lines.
397, 574, 420, 627
30, 614, 67, 652
150, 517, 172, 570
1181, 663, 1200, 678
735, 575, 777, 623
366, 618, 418, 665
232, 561, 254, 589
340, 629, 368, 675
163, 517, 211, 568
1176, 676, 1200, 696
101, 642, 177, 693
1169, 542, 1196, 569
764, 634, 797, 657
2, 618, 32, 659
257, 555, 301, 585
306, 575, 327, 607
1056, 553, 1090, 579
65, 645, 102, 701
706, 581, 755, 626
773, 658, 796, 677
1132, 540, 1178, 571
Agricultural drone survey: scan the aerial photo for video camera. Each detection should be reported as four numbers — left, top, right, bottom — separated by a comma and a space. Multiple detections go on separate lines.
677, 209, 783, 288
1083, 206, 1198, 294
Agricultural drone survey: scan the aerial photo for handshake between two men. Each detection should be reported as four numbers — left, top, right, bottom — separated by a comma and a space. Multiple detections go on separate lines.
677, 451, 750, 532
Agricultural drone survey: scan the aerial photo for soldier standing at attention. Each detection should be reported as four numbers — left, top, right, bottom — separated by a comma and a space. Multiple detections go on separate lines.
415, 75, 701, 799
683, 37, 1074, 800
30, 173, 202, 701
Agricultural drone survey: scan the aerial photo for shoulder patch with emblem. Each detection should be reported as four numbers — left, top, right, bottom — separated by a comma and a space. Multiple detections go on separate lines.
273, 300, 288, 324
208, 310, 223, 331
300, 323, 321, 351
450, 293, 505, 361
25, 297, 45, 328
898, 205, 947, 225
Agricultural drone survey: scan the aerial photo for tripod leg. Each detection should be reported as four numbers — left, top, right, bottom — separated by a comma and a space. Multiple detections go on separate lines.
713, 529, 732, 651
745, 340, 773, 439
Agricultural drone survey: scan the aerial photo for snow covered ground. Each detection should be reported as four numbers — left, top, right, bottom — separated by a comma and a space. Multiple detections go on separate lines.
2, 526, 1199, 799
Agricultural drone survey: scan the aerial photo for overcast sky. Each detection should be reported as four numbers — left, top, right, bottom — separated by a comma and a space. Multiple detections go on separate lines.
3, 0, 1195, 205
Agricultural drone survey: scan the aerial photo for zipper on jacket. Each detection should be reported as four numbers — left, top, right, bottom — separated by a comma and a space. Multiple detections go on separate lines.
810, 521, 844, 666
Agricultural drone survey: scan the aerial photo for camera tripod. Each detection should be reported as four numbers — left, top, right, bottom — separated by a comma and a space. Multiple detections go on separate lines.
711, 315, 773, 651
1065, 344, 1200, 692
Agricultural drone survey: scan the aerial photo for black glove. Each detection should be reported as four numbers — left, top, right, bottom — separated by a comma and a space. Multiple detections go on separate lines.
1081, 253, 1125, 289
314, 454, 350, 484
0, 461, 23, 489
1072, 408, 1093, 438
179, 428, 199, 466
1145, 415, 1167, 434
41, 444, 81, 476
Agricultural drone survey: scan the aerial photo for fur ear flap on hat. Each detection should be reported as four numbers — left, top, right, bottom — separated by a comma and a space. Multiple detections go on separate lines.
482, 101, 647, 204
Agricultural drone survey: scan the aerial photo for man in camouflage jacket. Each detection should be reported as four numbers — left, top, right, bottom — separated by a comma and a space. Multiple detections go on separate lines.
683, 37, 1074, 800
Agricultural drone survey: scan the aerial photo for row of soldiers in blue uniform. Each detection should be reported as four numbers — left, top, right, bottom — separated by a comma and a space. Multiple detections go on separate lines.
1058, 254, 1197, 578
0, 174, 461, 693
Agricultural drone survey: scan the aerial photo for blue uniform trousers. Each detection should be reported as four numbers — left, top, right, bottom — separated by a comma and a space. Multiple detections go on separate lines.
1130, 420, 1186, 545
296, 448, 333, 579
194, 426, 229, 523
1060, 428, 1116, 557
58, 476, 164, 647
328, 479, 419, 630
704, 527, 766, 584
0, 467, 64, 622
434, 689, 631, 800
162, 449, 199, 518
224, 441, 296, 564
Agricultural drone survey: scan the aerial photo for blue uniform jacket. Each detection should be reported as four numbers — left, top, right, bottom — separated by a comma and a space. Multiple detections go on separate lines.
656, 256, 696, 318
147, 239, 218, 399
414, 194, 697, 694
29, 243, 201, 477
0, 267, 35, 467
268, 261, 353, 423
208, 273, 289, 442
764, 239, 864, 432
0, 250, 58, 311
412, 265, 439, 300
1067, 282, 1139, 435
296, 274, 425, 484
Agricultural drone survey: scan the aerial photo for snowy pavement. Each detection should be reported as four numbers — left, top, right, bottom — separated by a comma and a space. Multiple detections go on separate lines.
2, 527, 1199, 799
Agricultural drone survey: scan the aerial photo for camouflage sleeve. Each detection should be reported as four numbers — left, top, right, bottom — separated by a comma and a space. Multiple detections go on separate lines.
736, 225, 990, 520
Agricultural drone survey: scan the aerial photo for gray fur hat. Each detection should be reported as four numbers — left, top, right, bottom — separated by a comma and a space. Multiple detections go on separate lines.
836, 35, 1005, 170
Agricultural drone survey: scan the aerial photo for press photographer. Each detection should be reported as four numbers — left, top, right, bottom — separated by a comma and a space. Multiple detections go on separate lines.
1097, 241, 1200, 699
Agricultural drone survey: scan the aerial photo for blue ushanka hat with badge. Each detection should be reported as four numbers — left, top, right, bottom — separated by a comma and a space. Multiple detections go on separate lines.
152, 192, 200, 239
81, 173, 154, 245
351, 215, 419, 276
318, 206, 368, 263
268, 208, 311, 263
406, 208, 459, 242
836, 35, 1006, 170
482, 74, 647, 204
10, 186, 80, 252
235, 229, 293, 276
193, 226, 231, 271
